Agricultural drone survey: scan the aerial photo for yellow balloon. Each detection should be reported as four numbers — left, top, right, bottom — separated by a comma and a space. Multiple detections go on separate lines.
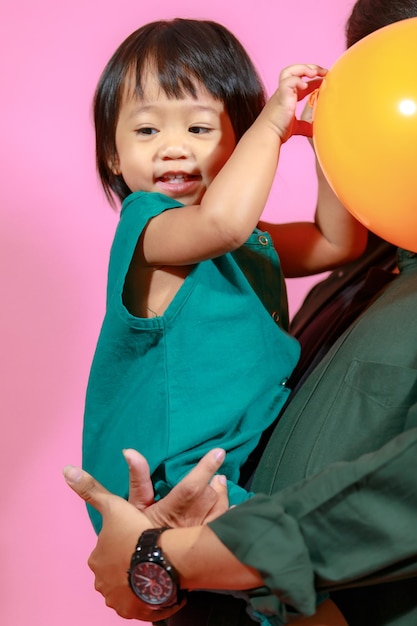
313, 17, 417, 252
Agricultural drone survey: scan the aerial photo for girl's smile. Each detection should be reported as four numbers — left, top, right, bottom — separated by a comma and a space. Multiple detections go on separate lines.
155, 171, 202, 197
113, 70, 236, 205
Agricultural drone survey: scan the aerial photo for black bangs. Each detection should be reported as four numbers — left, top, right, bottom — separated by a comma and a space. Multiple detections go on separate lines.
129, 19, 266, 140
94, 18, 267, 206
132, 19, 253, 103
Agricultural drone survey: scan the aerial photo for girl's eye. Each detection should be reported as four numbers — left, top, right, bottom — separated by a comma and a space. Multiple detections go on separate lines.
136, 127, 158, 136
189, 126, 211, 135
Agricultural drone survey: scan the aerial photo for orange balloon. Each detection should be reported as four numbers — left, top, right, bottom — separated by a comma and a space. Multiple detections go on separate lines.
313, 17, 417, 252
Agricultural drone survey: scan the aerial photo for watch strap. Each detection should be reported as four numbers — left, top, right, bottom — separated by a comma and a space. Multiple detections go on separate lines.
128, 526, 184, 608
133, 527, 170, 557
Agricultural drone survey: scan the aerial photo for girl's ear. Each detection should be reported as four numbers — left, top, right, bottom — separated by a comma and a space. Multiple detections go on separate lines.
108, 154, 121, 175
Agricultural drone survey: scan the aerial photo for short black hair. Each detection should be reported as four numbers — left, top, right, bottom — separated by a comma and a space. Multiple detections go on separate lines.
93, 18, 266, 206
346, 0, 417, 47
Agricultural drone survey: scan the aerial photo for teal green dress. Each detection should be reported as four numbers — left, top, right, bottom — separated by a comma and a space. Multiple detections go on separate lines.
82, 191, 300, 534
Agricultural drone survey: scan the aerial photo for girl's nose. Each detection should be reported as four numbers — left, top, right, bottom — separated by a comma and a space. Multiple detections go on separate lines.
158, 132, 192, 160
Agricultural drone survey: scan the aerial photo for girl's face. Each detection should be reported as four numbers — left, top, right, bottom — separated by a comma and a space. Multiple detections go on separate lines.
113, 68, 236, 205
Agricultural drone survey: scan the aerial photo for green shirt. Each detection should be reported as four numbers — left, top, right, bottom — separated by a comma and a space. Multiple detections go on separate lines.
210, 249, 417, 625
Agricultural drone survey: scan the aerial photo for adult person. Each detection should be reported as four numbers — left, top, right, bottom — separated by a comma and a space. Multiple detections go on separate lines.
64, 1, 417, 625
239, 0, 404, 486
65, 241, 417, 626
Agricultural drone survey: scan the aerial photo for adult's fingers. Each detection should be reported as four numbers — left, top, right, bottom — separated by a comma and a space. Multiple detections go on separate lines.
147, 448, 226, 527
63, 465, 112, 514
123, 449, 155, 510
167, 448, 226, 512
205, 474, 230, 523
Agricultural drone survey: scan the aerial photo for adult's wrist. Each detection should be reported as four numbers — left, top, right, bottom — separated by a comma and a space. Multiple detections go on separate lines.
160, 525, 262, 592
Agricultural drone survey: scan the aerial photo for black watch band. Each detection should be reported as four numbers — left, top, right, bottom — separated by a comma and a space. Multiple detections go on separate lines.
136, 527, 169, 552
128, 527, 184, 608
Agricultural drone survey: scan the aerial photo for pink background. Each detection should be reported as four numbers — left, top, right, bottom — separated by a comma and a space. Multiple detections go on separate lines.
1, 1, 354, 624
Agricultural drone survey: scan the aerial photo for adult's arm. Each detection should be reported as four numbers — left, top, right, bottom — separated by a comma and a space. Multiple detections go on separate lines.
64, 428, 417, 620
64, 453, 345, 624
63, 450, 262, 622
209, 427, 417, 617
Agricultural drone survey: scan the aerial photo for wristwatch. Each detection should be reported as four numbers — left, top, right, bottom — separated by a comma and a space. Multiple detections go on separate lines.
128, 527, 183, 608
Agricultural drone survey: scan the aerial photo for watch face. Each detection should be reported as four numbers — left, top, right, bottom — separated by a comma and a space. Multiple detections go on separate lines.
130, 562, 175, 605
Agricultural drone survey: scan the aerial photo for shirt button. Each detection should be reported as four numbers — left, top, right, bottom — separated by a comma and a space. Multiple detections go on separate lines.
258, 235, 269, 246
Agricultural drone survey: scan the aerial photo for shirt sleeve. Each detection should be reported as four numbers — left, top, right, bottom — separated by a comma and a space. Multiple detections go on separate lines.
209, 427, 417, 619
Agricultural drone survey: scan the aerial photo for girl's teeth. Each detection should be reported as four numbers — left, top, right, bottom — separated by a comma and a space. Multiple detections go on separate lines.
166, 175, 185, 182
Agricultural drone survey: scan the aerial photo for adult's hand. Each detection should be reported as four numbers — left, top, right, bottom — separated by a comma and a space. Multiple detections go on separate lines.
124, 447, 229, 526
63, 448, 228, 620
64, 464, 169, 620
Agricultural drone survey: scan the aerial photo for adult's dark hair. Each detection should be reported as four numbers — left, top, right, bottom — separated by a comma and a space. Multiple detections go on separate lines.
94, 18, 266, 207
346, 0, 417, 47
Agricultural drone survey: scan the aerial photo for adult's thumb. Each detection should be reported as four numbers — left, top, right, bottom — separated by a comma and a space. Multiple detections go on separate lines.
63, 465, 109, 513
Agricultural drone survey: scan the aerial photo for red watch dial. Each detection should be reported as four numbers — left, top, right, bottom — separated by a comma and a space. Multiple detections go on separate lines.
131, 562, 175, 605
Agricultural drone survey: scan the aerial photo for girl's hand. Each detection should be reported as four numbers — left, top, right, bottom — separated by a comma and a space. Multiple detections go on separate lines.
272, 64, 327, 143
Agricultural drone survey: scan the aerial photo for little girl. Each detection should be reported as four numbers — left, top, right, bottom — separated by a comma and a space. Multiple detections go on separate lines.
83, 19, 364, 530
81, 17, 358, 626
82, 17, 364, 535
